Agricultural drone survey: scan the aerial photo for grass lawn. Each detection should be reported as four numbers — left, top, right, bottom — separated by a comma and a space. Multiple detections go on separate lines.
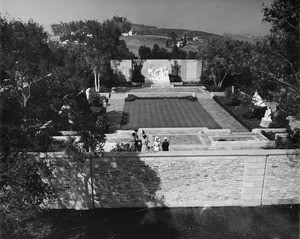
121, 98, 220, 129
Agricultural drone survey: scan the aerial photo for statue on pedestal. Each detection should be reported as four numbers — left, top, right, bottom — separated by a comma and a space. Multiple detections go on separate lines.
260, 107, 272, 127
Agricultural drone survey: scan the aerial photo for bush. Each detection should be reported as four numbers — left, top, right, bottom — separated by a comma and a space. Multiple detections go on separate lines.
253, 106, 267, 119
169, 74, 182, 82
224, 87, 234, 98
96, 115, 110, 132
275, 129, 300, 149
125, 94, 138, 102
205, 85, 222, 92
32, 130, 54, 152
184, 95, 198, 101
261, 130, 276, 140
99, 96, 108, 104
269, 110, 289, 128
183, 82, 202, 86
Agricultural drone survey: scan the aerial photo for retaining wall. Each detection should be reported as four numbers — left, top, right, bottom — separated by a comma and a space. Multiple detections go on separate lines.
44, 150, 300, 209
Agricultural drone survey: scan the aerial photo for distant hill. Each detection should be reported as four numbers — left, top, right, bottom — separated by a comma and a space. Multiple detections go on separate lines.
121, 24, 221, 56
131, 24, 219, 39
222, 33, 264, 43
121, 35, 202, 56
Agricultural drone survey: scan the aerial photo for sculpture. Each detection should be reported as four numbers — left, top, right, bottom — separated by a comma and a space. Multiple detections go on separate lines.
260, 107, 272, 127
252, 91, 266, 107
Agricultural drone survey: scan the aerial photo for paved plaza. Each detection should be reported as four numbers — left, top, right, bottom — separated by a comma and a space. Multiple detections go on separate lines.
104, 87, 269, 152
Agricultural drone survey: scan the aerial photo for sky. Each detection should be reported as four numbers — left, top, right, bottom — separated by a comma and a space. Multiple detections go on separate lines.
1, 0, 272, 36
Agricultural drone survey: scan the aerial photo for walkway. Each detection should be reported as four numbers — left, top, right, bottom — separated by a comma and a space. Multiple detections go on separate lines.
106, 93, 126, 133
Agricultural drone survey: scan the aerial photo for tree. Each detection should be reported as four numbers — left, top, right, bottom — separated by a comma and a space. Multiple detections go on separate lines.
0, 16, 58, 237
249, 0, 299, 121
168, 31, 177, 45
138, 45, 152, 59
55, 18, 133, 91
251, 0, 300, 91
171, 45, 187, 59
199, 37, 254, 89
199, 37, 233, 88
0, 16, 54, 109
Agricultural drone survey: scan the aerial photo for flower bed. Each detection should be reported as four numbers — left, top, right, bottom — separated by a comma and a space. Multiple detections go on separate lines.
213, 96, 261, 130
125, 94, 198, 102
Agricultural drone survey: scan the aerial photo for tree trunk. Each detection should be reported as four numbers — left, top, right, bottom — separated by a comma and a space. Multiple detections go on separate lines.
97, 73, 100, 93
93, 68, 98, 92
219, 65, 232, 88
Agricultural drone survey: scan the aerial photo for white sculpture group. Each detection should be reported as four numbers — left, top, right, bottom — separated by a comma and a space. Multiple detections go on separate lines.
148, 67, 169, 87
252, 91, 272, 127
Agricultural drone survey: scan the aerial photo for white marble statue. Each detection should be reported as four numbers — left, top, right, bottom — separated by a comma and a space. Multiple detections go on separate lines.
260, 107, 272, 127
262, 107, 272, 121
252, 91, 266, 107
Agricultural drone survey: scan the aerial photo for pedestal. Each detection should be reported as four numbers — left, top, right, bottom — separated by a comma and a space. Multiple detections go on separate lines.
260, 119, 272, 128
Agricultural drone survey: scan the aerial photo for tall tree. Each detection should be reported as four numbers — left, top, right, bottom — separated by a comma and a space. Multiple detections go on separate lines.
56, 18, 133, 91
0, 16, 57, 238
252, 0, 300, 90
0, 16, 54, 109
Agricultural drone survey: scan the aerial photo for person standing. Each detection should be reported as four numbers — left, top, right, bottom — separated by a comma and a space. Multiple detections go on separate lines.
141, 134, 150, 152
153, 136, 161, 152
162, 137, 169, 151
130, 133, 136, 151
134, 129, 141, 151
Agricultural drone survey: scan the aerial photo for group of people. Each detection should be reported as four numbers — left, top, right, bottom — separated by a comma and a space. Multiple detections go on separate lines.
130, 129, 169, 152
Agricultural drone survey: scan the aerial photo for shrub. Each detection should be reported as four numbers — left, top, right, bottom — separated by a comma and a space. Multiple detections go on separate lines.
224, 87, 234, 98
125, 94, 138, 102
96, 115, 110, 132
111, 142, 131, 152
32, 130, 54, 152
169, 75, 182, 82
252, 106, 267, 119
184, 95, 198, 101
261, 130, 276, 140
205, 85, 222, 92
99, 96, 108, 104
275, 129, 300, 149
269, 110, 289, 128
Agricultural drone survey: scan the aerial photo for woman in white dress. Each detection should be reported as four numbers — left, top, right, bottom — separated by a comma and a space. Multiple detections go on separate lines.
153, 136, 161, 152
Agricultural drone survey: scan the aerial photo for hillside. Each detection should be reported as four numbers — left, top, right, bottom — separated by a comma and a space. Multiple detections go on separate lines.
121, 35, 201, 56
223, 33, 264, 43
131, 24, 218, 39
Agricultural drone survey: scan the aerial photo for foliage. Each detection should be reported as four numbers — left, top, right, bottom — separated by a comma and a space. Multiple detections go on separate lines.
269, 110, 289, 128
204, 85, 222, 92
249, 0, 299, 116
125, 95, 198, 102
138, 44, 172, 59
110, 142, 132, 152
214, 96, 261, 130
171, 45, 187, 59
169, 60, 182, 82
199, 37, 254, 89
131, 60, 145, 83
275, 129, 300, 149
53, 18, 134, 91
261, 130, 277, 140
0, 15, 55, 109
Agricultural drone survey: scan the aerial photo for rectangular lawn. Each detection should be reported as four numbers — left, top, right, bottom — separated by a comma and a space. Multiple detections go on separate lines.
121, 99, 221, 129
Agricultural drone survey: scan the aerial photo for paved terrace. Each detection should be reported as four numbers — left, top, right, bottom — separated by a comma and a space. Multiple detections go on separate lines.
104, 127, 270, 152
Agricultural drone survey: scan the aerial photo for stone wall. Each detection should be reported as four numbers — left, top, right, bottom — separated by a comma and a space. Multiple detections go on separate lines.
44, 150, 300, 209
111, 59, 202, 83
